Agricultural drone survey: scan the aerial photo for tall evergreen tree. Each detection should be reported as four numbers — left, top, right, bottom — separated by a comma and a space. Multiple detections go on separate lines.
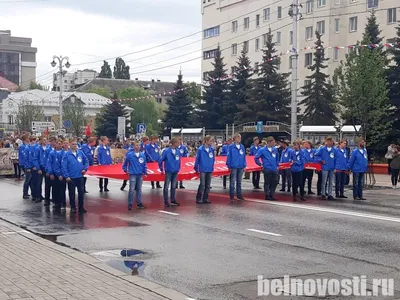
199, 47, 228, 129
95, 100, 131, 138
238, 29, 290, 123
363, 11, 383, 45
300, 31, 337, 125
163, 71, 194, 128
226, 45, 253, 125
113, 58, 130, 80
98, 61, 112, 78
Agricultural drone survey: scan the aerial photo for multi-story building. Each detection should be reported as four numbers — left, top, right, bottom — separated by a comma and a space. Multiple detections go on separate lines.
201, 0, 398, 108
53, 69, 98, 91
0, 30, 37, 89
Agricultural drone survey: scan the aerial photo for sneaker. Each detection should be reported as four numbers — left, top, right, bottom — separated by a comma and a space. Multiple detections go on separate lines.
203, 200, 211, 204
128, 205, 132, 210
156, 185, 162, 189
339, 195, 348, 199
353, 196, 359, 200
327, 196, 335, 200
104, 188, 110, 192
179, 185, 185, 189
230, 198, 234, 202
308, 191, 315, 195
71, 208, 77, 213
79, 208, 87, 214
196, 200, 204, 204
359, 197, 366, 200
23, 195, 30, 200
137, 203, 146, 209
321, 195, 326, 200
171, 201, 180, 206
164, 203, 170, 208
300, 197, 305, 201
237, 196, 244, 201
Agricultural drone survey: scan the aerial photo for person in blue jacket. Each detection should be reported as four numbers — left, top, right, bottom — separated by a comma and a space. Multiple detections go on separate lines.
226, 133, 246, 202
61, 139, 89, 214
159, 137, 181, 207
25, 136, 40, 202
290, 140, 306, 201
335, 139, 349, 199
255, 136, 280, 200
146, 136, 162, 189
194, 135, 215, 204
20, 134, 31, 199
122, 141, 147, 210
32, 136, 48, 203
59, 139, 70, 209
97, 136, 112, 192
279, 141, 292, 193
81, 137, 96, 193
302, 140, 315, 195
315, 136, 336, 200
249, 137, 261, 189
121, 141, 134, 191
219, 137, 232, 189
176, 137, 188, 189
43, 137, 57, 206
349, 137, 368, 200
46, 138, 64, 209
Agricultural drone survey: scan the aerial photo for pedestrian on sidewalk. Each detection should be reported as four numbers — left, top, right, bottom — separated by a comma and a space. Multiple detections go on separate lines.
159, 137, 181, 207
219, 137, 232, 189
226, 133, 246, 202
44, 137, 57, 206
46, 139, 64, 209
176, 137, 188, 189
279, 140, 292, 193
302, 140, 315, 195
335, 139, 349, 198
26, 136, 39, 202
315, 137, 336, 200
249, 137, 261, 189
349, 137, 368, 200
290, 140, 305, 201
194, 135, 215, 204
122, 141, 147, 210
97, 136, 112, 192
390, 146, 400, 189
12, 142, 21, 180
81, 137, 96, 193
146, 136, 163, 189
385, 144, 397, 175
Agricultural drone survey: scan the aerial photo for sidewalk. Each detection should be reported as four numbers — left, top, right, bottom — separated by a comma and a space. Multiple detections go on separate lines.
0, 220, 189, 300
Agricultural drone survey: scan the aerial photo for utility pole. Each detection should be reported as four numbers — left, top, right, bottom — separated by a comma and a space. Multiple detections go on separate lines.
289, 0, 300, 142
50, 56, 70, 133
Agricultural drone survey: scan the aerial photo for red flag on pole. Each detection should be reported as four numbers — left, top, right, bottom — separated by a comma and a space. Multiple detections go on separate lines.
45, 127, 49, 136
85, 124, 92, 137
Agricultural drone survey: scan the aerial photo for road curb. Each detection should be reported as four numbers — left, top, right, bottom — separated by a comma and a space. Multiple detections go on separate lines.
0, 218, 191, 300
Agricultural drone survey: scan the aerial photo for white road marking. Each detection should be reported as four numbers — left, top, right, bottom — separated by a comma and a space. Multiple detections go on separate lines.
247, 229, 282, 236
245, 198, 400, 223
157, 210, 180, 216
186, 298, 197, 300
1, 230, 30, 234
98, 198, 113, 202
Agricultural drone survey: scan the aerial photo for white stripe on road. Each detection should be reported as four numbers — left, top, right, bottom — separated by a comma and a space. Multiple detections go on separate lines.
245, 198, 400, 223
247, 229, 282, 236
157, 210, 180, 216
99, 198, 113, 202
1, 230, 30, 234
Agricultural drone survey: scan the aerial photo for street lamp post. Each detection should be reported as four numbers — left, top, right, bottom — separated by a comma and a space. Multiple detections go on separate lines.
50, 56, 70, 132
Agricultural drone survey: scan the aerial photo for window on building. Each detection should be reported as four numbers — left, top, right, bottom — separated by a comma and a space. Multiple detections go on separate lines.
244, 17, 250, 30
317, 21, 325, 35
305, 53, 313, 66
204, 25, 220, 38
290, 31, 293, 44
255, 38, 260, 51
388, 8, 397, 24
276, 32, 281, 45
304, 79, 312, 90
367, 0, 378, 9
44, 116, 52, 122
231, 66, 236, 74
387, 38, 396, 44
8, 115, 14, 125
64, 80, 67, 83
203, 49, 218, 60
64, 85, 68, 90
317, 0, 326, 7
349, 17, 357, 32
232, 21, 238, 32
232, 43, 238, 55
243, 41, 249, 53
203, 72, 210, 81
348, 46, 355, 54
306, 0, 314, 14
333, 48, 339, 61
306, 26, 313, 40
277, 6, 282, 19
263, 33, 268, 46
264, 8, 270, 21
335, 19, 340, 33
254, 62, 259, 73
256, 14, 260, 27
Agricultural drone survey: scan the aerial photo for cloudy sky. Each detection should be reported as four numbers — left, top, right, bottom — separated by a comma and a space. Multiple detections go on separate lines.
0, 0, 202, 88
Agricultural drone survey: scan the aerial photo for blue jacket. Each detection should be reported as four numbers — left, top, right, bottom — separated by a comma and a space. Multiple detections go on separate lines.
290, 150, 305, 172
97, 145, 112, 165
226, 143, 247, 169
194, 146, 215, 173
178, 144, 188, 157
335, 148, 349, 171
349, 148, 368, 173
145, 143, 161, 162
249, 144, 261, 156
158, 147, 181, 173
18, 144, 26, 167
61, 150, 89, 179
24, 144, 35, 169
315, 146, 336, 171
81, 143, 94, 166
254, 146, 279, 172
32, 146, 42, 170
46, 150, 63, 177
219, 144, 229, 156
122, 151, 147, 175
303, 148, 315, 163
280, 148, 292, 163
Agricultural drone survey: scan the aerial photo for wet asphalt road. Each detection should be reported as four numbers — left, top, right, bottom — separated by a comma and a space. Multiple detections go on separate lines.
1, 176, 400, 299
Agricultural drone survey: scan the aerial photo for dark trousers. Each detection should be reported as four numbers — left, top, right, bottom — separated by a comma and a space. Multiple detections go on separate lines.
281, 169, 292, 191
316, 171, 322, 195
52, 178, 62, 206
99, 178, 108, 190
14, 163, 22, 179
291, 171, 304, 197
23, 169, 32, 197
335, 171, 346, 196
391, 169, 399, 186
151, 181, 161, 187
68, 177, 85, 209
37, 169, 44, 199
252, 171, 261, 188
175, 181, 184, 188
196, 172, 212, 202
353, 172, 364, 199
84, 176, 88, 191
302, 169, 313, 193
263, 169, 278, 199
222, 175, 228, 188
31, 170, 40, 199
121, 180, 127, 189
60, 179, 67, 207
388, 159, 393, 175
44, 172, 52, 202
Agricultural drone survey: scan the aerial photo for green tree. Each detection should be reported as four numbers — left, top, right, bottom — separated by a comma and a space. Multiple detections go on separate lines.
231, 45, 253, 125
363, 10, 383, 45
199, 47, 228, 129
163, 71, 194, 128
85, 86, 112, 98
95, 101, 131, 138
113, 57, 130, 80
300, 31, 337, 125
129, 99, 163, 136
29, 81, 44, 90
184, 81, 202, 104
118, 87, 150, 99
99, 61, 112, 79
15, 101, 44, 132
240, 29, 290, 123
63, 99, 86, 137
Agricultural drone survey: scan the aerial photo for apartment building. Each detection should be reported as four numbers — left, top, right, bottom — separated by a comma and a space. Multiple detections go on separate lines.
53, 69, 98, 91
0, 30, 37, 89
201, 0, 398, 98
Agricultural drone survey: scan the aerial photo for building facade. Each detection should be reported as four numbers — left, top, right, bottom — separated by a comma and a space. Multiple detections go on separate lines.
0, 30, 37, 89
53, 69, 98, 92
201, 0, 398, 104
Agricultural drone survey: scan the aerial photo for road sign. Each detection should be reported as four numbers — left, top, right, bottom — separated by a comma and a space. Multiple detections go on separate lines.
63, 120, 72, 129
136, 123, 146, 134
117, 117, 126, 137
58, 129, 66, 136
256, 121, 263, 134
31, 121, 55, 133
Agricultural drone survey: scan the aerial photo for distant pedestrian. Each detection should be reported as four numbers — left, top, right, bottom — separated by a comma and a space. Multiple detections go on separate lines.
249, 137, 261, 189
390, 146, 400, 189
146, 136, 162, 189
226, 133, 246, 202
335, 140, 349, 199
315, 137, 336, 200
97, 136, 112, 192
46, 139, 64, 209
349, 137, 368, 200
290, 140, 305, 201
81, 137, 96, 193
194, 135, 215, 204
385, 144, 397, 175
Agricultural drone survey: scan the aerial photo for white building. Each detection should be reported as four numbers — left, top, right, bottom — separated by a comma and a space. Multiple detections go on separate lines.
53, 69, 98, 92
201, 0, 398, 99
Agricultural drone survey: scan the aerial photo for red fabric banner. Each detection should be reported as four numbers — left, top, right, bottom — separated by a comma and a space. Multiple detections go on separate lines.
87, 156, 321, 181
